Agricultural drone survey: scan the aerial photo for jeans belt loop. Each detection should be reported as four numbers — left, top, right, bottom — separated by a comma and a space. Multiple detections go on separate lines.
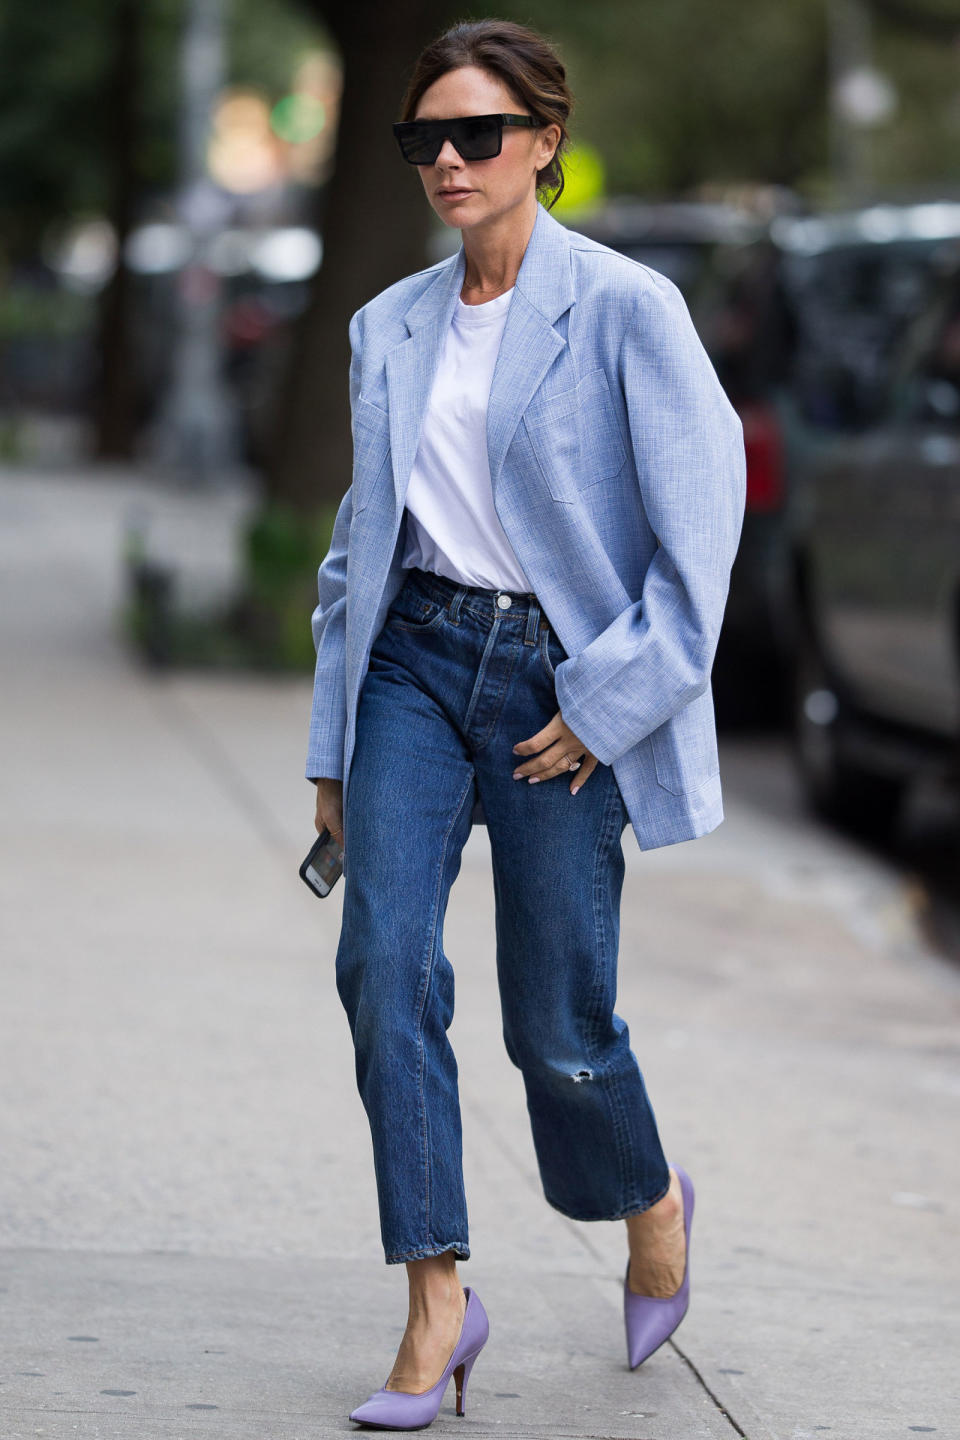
524, 598, 540, 647
448, 586, 465, 623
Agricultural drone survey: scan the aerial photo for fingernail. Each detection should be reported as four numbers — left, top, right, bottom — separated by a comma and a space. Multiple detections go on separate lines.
528, 777, 540, 784
512, 771, 522, 779
571, 785, 580, 795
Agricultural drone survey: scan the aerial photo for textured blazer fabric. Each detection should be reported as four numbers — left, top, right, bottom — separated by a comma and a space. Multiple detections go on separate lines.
306, 199, 747, 851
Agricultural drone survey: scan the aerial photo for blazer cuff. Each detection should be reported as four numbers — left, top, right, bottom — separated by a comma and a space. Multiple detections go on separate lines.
553, 661, 624, 766
305, 722, 345, 784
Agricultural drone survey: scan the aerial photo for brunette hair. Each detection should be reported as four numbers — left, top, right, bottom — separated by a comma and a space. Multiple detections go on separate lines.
397, 19, 574, 210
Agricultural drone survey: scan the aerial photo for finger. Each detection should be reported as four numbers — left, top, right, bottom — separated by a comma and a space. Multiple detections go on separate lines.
512, 711, 563, 760
513, 733, 584, 779
520, 743, 586, 782
513, 744, 564, 779
570, 757, 599, 795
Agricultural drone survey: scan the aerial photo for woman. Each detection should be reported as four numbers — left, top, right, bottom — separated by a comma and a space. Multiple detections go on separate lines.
307, 18, 746, 1431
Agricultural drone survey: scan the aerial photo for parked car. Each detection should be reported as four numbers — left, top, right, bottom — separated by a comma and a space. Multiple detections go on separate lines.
787, 237, 960, 833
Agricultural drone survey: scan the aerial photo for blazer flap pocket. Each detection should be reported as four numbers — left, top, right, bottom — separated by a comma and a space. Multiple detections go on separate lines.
524, 367, 613, 429
353, 395, 390, 438
351, 397, 391, 512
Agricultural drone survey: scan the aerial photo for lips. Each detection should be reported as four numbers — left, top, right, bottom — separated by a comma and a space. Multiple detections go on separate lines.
438, 188, 473, 200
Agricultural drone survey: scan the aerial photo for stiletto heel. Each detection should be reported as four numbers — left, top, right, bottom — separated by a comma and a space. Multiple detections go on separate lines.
623, 1163, 695, 1370
453, 1349, 479, 1416
349, 1285, 489, 1430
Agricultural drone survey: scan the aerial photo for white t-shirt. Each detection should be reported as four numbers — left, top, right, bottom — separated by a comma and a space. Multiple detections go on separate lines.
400, 286, 535, 592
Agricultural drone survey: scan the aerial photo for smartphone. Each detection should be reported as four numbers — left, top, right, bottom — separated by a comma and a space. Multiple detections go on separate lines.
299, 826, 345, 897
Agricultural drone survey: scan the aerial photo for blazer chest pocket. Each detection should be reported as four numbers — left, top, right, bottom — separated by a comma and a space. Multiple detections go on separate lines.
351, 396, 392, 512
523, 367, 628, 503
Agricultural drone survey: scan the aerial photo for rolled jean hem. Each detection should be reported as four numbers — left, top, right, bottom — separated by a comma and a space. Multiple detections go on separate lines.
385, 1240, 470, 1265
542, 1175, 671, 1223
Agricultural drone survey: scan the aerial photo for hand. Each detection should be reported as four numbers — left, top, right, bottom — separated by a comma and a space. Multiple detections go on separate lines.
511, 710, 599, 795
313, 777, 344, 846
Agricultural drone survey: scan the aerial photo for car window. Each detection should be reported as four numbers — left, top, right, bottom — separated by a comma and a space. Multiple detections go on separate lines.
779, 241, 947, 429
887, 272, 960, 425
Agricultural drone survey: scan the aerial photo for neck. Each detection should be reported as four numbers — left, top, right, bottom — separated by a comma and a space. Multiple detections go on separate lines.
459, 195, 538, 295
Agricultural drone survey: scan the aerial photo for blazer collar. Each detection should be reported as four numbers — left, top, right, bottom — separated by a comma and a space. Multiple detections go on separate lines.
384, 201, 576, 513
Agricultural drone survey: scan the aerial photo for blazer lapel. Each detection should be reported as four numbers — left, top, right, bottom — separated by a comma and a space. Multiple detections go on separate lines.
486, 205, 575, 493
383, 246, 464, 519
383, 200, 577, 518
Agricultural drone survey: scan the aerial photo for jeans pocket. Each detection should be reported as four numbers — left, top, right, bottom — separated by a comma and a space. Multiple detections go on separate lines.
386, 588, 448, 633
538, 624, 567, 682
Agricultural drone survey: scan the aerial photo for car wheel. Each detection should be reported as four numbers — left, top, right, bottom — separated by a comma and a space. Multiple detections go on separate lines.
791, 625, 907, 838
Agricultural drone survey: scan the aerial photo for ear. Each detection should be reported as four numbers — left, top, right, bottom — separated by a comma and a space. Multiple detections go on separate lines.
537, 123, 561, 169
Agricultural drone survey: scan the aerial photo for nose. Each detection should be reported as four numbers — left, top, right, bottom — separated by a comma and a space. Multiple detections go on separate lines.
435, 137, 464, 166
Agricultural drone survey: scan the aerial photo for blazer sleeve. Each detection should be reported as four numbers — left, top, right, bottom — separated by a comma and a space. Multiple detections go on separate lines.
553, 274, 746, 767
305, 306, 363, 783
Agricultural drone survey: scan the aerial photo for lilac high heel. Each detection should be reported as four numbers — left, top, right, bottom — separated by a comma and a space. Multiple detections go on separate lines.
348, 1285, 489, 1429
623, 1163, 695, 1369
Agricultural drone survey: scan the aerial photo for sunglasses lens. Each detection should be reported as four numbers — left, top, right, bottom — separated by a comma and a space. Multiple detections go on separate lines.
451, 116, 501, 159
394, 124, 436, 165
395, 116, 503, 165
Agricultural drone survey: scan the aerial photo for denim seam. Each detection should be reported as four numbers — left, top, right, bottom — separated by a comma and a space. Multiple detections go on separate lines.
541, 1175, 671, 1223
412, 768, 476, 1251
389, 610, 446, 633
588, 775, 635, 1212
461, 612, 501, 737
386, 1240, 471, 1264
475, 637, 522, 751
462, 615, 521, 752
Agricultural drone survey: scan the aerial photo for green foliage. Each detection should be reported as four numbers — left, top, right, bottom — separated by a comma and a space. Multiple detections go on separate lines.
0, 285, 92, 338
121, 498, 338, 672
0, 0, 117, 254
518, 0, 831, 196
228, 0, 327, 94
512, 0, 960, 201
870, 17, 960, 190
245, 500, 329, 601
3, 0, 960, 260
242, 499, 337, 668
0, 0, 328, 260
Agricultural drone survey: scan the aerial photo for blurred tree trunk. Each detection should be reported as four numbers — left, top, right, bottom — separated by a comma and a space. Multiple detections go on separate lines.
867, 1, 960, 40
266, 0, 457, 514
93, 0, 139, 459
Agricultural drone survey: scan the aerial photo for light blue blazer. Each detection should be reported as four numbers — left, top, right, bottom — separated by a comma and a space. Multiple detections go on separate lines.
306, 199, 746, 851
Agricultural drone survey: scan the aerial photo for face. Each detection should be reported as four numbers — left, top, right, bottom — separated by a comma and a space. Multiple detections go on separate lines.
412, 65, 560, 230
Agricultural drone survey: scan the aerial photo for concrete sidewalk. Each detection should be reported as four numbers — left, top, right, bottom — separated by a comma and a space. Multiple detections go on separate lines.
1, 467, 957, 1439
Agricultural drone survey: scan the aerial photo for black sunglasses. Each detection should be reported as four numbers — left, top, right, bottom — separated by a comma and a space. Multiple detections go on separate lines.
392, 113, 539, 166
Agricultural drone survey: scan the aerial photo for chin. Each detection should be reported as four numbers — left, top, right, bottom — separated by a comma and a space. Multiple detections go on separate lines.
449, 206, 497, 232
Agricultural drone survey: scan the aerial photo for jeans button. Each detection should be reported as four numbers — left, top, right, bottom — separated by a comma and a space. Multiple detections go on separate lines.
496, 593, 512, 609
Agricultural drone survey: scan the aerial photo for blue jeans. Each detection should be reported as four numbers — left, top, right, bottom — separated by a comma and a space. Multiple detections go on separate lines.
336, 565, 671, 1264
